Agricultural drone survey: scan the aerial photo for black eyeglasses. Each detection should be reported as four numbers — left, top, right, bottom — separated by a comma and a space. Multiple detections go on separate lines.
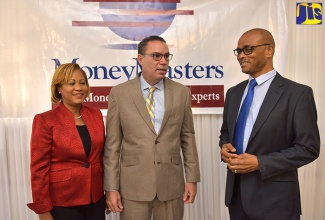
141, 53, 173, 61
233, 44, 271, 56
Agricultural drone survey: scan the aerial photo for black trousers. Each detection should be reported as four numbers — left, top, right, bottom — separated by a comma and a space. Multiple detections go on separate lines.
229, 174, 258, 220
50, 195, 105, 220
229, 175, 301, 220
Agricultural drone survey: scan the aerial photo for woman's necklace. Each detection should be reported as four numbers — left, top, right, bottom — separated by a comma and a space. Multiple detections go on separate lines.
74, 115, 82, 120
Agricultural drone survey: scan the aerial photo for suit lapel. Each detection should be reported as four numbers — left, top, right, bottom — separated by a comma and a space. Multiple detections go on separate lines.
159, 77, 172, 135
57, 103, 88, 159
128, 76, 157, 134
248, 73, 284, 143
229, 81, 248, 140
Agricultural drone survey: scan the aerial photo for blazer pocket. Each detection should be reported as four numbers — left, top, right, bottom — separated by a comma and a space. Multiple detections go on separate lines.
50, 169, 72, 183
122, 156, 139, 167
269, 110, 288, 119
171, 155, 182, 165
266, 171, 297, 182
167, 111, 182, 125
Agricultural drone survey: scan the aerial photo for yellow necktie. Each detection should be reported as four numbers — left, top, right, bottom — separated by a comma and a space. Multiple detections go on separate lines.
146, 87, 157, 125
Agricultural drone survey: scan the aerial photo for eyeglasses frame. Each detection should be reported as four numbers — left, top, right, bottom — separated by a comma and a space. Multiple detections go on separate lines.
141, 53, 173, 61
233, 44, 271, 56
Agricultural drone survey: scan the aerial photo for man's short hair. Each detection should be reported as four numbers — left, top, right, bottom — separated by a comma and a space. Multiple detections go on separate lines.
138, 35, 166, 55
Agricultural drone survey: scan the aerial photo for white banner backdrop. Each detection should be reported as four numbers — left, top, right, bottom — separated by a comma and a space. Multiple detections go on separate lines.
0, 0, 288, 116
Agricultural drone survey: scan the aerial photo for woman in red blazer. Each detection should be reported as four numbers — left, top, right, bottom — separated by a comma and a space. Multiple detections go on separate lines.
27, 63, 106, 220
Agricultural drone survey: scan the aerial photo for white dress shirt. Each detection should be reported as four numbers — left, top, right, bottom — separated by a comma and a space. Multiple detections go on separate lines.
140, 75, 165, 134
240, 69, 276, 152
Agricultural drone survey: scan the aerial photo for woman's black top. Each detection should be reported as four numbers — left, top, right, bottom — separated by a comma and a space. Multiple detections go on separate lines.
76, 125, 91, 157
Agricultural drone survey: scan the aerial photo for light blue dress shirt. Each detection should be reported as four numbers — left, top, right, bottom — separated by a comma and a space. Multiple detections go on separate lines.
240, 69, 276, 153
140, 75, 165, 134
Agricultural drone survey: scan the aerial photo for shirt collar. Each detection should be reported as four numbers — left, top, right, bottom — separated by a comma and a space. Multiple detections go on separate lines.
249, 69, 277, 85
140, 74, 164, 91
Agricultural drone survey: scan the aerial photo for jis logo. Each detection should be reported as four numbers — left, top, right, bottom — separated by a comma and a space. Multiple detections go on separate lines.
296, 2, 322, 25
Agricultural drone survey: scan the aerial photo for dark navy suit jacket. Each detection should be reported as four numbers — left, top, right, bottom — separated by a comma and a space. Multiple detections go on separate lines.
219, 73, 320, 220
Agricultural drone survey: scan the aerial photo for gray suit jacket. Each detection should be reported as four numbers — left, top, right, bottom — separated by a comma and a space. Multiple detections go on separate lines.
219, 73, 320, 220
104, 75, 200, 202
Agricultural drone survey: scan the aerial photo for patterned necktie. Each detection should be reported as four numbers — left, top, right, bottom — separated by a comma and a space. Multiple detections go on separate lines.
234, 79, 257, 154
146, 86, 157, 125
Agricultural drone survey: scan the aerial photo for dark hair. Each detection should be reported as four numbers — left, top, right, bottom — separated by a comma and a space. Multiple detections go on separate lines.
138, 35, 166, 55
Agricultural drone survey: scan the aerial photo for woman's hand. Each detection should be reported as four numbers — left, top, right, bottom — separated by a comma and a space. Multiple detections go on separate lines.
39, 211, 54, 220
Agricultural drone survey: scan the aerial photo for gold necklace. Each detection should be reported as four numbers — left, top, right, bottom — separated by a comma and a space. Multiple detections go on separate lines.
74, 115, 82, 120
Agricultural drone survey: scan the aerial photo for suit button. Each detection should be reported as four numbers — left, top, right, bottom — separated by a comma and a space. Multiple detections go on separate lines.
157, 162, 161, 164
84, 163, 90, 168
155, 140, 159, 144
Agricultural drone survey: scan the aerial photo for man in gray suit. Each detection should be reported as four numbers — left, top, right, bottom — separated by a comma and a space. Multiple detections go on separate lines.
103, 35, 200, 220
219, 28, 320, 220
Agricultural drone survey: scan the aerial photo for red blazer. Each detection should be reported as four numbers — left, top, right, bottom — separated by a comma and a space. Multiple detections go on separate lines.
27, 103, 105, 214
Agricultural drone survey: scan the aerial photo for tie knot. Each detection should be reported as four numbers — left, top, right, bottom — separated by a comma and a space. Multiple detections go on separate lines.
148, 86, 157, 93
249, 79, 257, 88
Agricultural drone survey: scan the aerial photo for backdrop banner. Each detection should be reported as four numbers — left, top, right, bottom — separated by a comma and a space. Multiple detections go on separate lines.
1, 0, 288, 116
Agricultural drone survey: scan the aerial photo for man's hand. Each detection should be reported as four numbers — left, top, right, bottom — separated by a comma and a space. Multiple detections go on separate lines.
105, 191, 124, 213
183, 182, 197, 204
220, 143, 238, 163
227, 153, 259, 174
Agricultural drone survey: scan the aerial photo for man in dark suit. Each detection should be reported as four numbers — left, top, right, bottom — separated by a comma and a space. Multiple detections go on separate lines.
219, 28, 320, 220
103, 35, 200, 220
